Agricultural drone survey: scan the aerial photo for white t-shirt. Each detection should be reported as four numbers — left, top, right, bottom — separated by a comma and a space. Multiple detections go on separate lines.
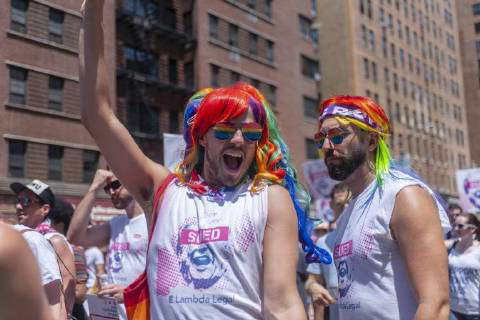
449, 243, 480, 315
107, 213, 148, 320
85, 246, 105, 288
147, 178, 268, 319
333, 169, 450, 320
14, 224, 61, 286
307, 231, 339, 319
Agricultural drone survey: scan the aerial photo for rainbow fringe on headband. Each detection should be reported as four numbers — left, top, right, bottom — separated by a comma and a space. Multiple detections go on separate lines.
176, 83, 332, 264
318, 96, 392, 187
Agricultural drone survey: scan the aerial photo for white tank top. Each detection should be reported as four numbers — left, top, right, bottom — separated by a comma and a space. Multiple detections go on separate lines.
147, 178, 268, 319
333, 169, 450, 320
449, 243, 480, 315
108, 214, 148, 320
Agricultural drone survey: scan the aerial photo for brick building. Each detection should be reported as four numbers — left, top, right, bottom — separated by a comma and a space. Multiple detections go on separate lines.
315, 0, 471, 198
0, 0, 116, 221
456, 1, 480, 166
1, 0, 324, 219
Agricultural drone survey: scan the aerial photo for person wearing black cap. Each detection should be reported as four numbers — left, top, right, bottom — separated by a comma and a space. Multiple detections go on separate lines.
10, 179, 76, 316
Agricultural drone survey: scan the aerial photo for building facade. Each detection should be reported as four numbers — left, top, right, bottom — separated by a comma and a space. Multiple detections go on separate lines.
0, 0, 116, 221
0, 0, 330, 219
316, 0, 470, 198
456, 1, 480, 166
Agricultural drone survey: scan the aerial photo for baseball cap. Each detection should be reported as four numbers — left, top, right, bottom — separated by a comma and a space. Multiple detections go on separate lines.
10, 179, 55, 207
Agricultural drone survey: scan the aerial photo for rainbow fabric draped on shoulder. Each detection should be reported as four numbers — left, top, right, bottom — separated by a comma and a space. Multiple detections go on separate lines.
176, 83, 331, 264
318, 95, 392, 187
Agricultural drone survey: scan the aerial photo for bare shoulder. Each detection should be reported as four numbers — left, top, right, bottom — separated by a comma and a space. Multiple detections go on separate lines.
0, 224, 27, 264
267, 184, 296, 222
392, 184, 441, 234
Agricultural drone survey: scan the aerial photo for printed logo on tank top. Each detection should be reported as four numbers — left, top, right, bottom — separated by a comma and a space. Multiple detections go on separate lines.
154, 211, 257, 307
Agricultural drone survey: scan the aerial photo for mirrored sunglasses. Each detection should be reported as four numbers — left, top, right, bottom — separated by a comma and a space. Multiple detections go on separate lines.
104, 180, 122, 194
314, 131, 350, 149
212, 123, 263, 142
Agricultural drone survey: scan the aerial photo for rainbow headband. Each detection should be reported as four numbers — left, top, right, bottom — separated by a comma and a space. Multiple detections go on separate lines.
319, 104, 379, 131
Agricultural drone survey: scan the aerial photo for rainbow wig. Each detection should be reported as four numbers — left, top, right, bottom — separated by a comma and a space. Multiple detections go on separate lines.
318, 95, 392, 187
176, 83, 331, 264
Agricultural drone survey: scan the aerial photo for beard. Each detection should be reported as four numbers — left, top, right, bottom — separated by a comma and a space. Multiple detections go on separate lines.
325, 147, 367, 181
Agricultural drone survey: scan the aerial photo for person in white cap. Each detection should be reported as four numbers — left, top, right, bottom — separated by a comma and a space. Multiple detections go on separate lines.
10, 179, 76, 315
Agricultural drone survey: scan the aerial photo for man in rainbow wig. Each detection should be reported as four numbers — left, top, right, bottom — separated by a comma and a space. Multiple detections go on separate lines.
80, 3, 328, 319
314, 95, 451, 319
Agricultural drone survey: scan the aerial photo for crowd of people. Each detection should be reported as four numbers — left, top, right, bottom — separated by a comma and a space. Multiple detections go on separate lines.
1, 1, 480, 319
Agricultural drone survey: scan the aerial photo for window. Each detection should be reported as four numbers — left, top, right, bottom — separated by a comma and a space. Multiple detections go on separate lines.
473, 3, 480, 15
8, 140, 26, 178
305, 138, 319, 159
368, 29, 375, 51
301, 55, 319, 79
168, 58, 177, 85
263, 0, 272, 17
82, 150, 99, 183
371, 61, 377, 82
367, 0, 373, 19
393, 73, 398, 92
10, 0, 28, 33
49, 8, 64, 44
9, 66, 27, 105
211, 64, 220, 87
303, 96, 318, 119
230, 71, 240, 85
300, 15, 311, 40
248, 33, 258, 55
247, 0, 257, 9
208, 14, 219, 39
228, 24, 239, 47
475, 22, 480, 34
124, 0, 158, 17
361, 24, 368, 48
363, 57, 370, 79
359, 0, 365, 14
48, 145, 64, 181
127, 102, 159, 135
48, 76, 64, 111
265, 84, 277, 107
169, 111, 179, 133
184, 61, 194, 90
266, 40, 274, 62
123, 46, 158, 78
183, 11, 193, 36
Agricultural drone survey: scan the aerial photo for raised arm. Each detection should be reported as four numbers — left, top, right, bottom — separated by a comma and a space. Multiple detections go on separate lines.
391, 186, 450, 320
263, 185, 307, 320
67, 169, 111, 247
79, 0, 169, 210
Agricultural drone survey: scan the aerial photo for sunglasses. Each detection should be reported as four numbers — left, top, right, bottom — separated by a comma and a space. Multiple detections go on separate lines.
16, 195, 39, 208
212, 122, 263, 142
104, 180, 122, 194
314, 129, 351, 149
454, 223, 475, 230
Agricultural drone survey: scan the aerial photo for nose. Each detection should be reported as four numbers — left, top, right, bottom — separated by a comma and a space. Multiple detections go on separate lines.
321, 137, 334, 151
16, 202, 23, 210
229, 128, 245, 145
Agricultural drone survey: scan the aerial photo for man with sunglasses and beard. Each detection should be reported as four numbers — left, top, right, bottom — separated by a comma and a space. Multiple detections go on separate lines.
67, 169, 147, 320
315, 96, 451, 320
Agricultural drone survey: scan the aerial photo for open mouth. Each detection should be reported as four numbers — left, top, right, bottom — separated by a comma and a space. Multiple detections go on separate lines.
223, 152, 244, 171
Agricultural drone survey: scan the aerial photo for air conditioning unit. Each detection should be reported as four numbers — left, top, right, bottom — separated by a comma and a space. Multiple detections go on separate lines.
314, 72, 322, 81
229, 51, 240, 62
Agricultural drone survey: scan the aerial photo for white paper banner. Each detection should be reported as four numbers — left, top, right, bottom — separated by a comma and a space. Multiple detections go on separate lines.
456, 168, 480, 213
163, 133, 186, 171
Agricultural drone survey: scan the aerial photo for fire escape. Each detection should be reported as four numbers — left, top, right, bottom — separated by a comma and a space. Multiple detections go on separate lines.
115, 0, 196, 163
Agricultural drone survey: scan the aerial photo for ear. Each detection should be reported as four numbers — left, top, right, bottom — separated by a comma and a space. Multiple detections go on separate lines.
199, 135, 206, 147
40, 204, 51, 218
368, 133, 379, 152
